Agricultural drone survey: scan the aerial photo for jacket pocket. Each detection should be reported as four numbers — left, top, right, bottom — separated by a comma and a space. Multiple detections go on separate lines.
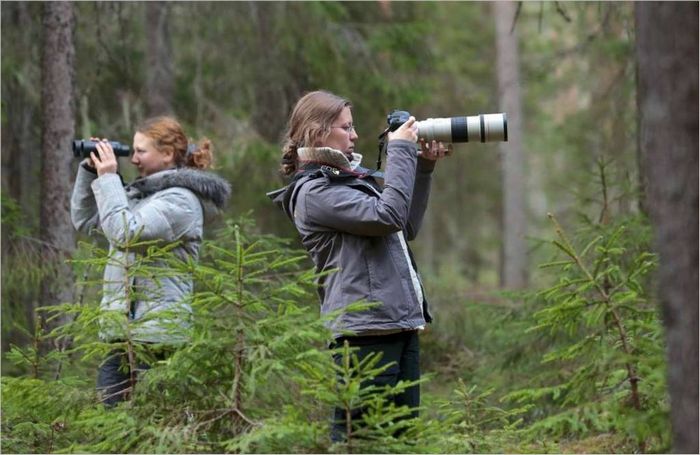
400, 278, 418, 320
363, 236, 387, 300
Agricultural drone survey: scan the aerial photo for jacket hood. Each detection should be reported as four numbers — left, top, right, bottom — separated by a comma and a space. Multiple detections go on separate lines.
268, 149, 351, 222
267, 146, 389, 221
267, 178, 299, 222
267, 169, 329, 222
128, 168, 231, 218
267, 164, 384, 224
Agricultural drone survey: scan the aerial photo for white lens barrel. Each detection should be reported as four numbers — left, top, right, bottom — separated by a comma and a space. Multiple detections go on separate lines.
466, 116, 482, 142
416, 113, 507, 143
480, 113, 507, 142
416, 118, 452, 143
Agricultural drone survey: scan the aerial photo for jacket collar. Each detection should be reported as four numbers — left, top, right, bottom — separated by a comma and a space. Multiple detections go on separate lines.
297, 147, 363, 173
127, 168, 231, 210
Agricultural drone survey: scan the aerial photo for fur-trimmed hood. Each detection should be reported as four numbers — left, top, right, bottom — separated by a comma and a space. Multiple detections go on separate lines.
297, 146, 363, 172
127, 168, 231, 219
128, 168, 231, 208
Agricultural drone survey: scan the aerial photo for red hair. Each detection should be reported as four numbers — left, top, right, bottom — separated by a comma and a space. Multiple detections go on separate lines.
136, 116, 213, 169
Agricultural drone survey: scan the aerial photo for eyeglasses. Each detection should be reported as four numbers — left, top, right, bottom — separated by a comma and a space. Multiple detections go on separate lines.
331, 124, 355, 133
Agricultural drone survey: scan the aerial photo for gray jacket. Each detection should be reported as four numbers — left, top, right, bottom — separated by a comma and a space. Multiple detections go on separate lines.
71, 165, 231, 343
270, 140, 435, 336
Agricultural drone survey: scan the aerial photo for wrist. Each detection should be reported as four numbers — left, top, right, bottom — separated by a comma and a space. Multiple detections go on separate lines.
417, 155, 437, 172
81, 161, 97, 174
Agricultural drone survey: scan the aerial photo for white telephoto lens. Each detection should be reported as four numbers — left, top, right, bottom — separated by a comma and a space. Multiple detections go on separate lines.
414, 113, 508, 144
416, 118, 452, 143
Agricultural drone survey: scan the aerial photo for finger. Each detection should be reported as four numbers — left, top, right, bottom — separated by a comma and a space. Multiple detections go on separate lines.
98, 140, 114, 155
97, 143, 110, 160
103, 141, 115, 154
400, 116, 416, 130
89, 151, 99, 164
419, 138, 427, 152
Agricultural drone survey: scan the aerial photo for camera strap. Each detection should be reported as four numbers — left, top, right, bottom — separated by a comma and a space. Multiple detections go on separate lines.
376, 126, 391, 170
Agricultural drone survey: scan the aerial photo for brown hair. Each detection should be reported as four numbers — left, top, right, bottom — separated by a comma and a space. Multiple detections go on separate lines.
280, 90, 351, 176
136, 116, 214, 169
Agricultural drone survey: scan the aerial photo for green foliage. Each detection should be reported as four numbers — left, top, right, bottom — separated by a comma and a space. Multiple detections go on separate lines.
1, 195, 64, 367
7, 217, 485, 453
1, 214, 672, 453
503, 211, 670, 451
1, 194, 29, 237
233, 339, 436, 454
435, 380, 531, 453
1, 376, 93, 454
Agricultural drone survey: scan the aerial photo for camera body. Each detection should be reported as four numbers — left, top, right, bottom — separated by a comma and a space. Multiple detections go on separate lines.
72, 140, 130, 159
387, 109, 508, 143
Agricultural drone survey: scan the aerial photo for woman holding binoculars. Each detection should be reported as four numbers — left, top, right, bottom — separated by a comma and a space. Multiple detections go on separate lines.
70, 116, 230, 406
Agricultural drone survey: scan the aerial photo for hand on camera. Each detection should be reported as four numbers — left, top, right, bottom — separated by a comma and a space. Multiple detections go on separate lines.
418, 139, 452, 161
88, 137, 118, 176
387, 116, 418, 143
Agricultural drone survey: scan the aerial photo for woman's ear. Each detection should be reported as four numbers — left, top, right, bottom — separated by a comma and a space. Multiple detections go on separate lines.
161, 148, 176, 167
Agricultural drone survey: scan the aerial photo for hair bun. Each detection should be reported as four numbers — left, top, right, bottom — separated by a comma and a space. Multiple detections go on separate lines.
186, 138, 213, 169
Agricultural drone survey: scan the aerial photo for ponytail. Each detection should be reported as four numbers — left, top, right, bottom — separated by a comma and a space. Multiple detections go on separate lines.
185, 138, 214, 170
280, 140, 298, 176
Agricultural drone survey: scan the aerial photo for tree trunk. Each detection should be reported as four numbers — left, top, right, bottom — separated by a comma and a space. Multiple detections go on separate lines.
635, 3, 699, 453
40, 1, 76, 339
145, 1, 174, 116
493, 1, 528, 290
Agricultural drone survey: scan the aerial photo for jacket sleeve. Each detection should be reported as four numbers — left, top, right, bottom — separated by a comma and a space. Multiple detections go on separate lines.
70, 165, 101, 234
300, 139, 418, 237
91, 173, 202, 248
404, 157, 436, 241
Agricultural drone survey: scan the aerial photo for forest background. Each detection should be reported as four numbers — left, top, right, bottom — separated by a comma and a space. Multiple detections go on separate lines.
1, 1, 697, 454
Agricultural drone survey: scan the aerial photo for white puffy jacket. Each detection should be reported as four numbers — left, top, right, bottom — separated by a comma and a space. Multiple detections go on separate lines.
71, 166, 231, 343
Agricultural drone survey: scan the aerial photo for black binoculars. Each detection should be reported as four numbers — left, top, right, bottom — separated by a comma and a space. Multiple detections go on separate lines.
72, 140, 130, 159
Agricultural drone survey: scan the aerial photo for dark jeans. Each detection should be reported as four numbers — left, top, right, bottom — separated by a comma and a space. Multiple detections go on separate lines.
96, 346, 169, 406
330, 330, 420, 442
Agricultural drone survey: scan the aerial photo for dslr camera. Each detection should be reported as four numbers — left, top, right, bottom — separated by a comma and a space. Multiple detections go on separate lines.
387, 110, 508, 143
72, 139, 130, 159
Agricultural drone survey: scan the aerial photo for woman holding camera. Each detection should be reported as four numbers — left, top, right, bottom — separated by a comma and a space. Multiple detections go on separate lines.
270, 90, 450, 440
71, 116, 230, 406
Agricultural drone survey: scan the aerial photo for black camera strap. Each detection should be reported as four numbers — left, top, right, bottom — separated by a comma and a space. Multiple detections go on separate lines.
376, 126, 391, 171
